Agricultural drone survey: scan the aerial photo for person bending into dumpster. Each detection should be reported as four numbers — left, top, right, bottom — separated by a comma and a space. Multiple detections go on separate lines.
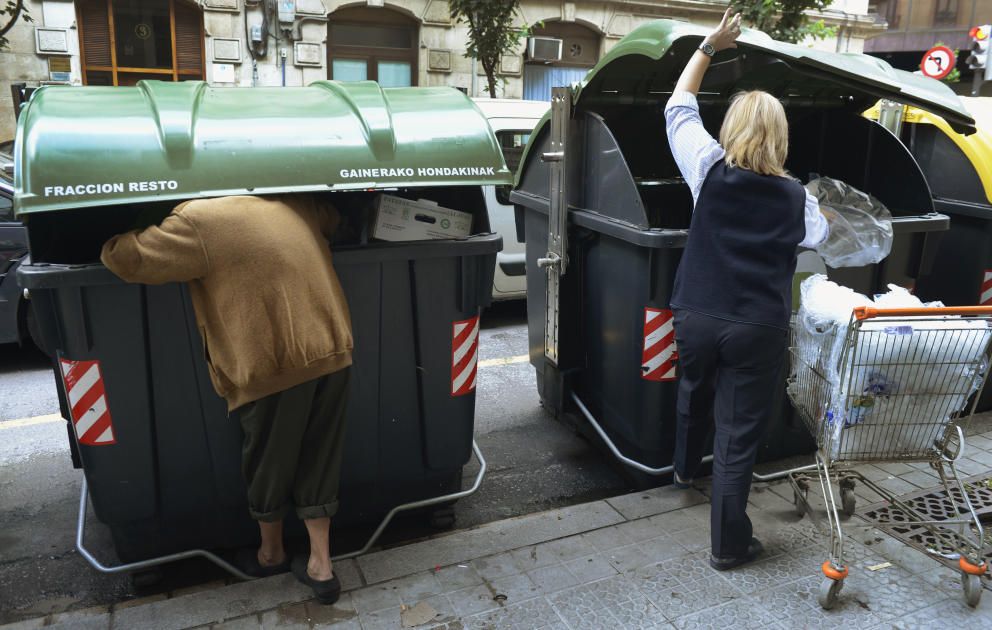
101, 194, 353, 604
664, 9, 829, 571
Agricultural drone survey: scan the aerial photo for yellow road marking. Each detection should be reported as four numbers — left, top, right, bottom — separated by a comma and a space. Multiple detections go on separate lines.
478, 354, 529, 368
0, 355, 531, 427
0, 413, 63, 430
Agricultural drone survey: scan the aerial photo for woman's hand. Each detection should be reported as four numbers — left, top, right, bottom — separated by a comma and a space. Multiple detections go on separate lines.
705, 8, 742, 52
672, 7, 742, 95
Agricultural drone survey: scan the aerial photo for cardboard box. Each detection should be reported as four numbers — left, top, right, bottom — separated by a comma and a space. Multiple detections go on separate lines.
370, 194, 474, 242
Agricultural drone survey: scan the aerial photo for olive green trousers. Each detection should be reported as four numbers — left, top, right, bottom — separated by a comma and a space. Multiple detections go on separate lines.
237, 368, 351, 522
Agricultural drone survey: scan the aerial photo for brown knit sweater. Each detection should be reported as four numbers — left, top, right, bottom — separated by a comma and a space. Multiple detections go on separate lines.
101, 195, 353, 410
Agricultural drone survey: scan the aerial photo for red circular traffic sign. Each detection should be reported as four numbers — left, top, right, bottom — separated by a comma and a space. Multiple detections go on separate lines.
921, 45, 956, 80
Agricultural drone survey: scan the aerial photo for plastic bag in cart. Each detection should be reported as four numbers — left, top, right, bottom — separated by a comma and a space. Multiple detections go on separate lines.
796, 275, 992, 459
806, 176, 894, 269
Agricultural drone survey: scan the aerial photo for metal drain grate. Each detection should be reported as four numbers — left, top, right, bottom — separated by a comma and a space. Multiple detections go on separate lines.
855, 473, 992, 585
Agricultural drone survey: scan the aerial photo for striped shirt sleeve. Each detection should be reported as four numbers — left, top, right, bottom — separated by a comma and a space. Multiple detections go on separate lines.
663, 90, 725, 205
800, 189, 830, 249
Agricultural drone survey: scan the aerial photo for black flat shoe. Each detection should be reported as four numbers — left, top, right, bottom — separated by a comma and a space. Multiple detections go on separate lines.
291, 555, 342, 605
234, 548, 291, 578
709, 537, 764, 571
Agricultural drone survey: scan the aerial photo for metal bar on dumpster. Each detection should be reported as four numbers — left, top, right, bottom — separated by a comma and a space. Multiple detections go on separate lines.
537, 86, 571, 366
332, 440, 488, 561
571, 392, 815, 481
75, 476, 256, 581
876, 99, 906, 137
76, 441, 487, 577
571, 392, 712, 475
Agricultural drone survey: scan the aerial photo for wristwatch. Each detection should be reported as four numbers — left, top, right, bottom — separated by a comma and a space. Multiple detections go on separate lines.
699, 42, 716, 57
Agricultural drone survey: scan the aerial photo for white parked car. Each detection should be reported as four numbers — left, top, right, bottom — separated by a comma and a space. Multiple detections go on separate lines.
473, 98, 549, 301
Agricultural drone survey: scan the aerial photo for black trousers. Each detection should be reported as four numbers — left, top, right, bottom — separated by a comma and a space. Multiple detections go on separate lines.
672, 309, 787, 558
237, 368, 351, 522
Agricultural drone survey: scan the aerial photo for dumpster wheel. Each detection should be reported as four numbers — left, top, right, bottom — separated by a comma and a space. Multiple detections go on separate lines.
131, 567, 164, 589
429, 506, 457, 530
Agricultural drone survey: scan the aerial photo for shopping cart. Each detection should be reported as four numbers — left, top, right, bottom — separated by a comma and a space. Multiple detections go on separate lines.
787, 305, 992, 610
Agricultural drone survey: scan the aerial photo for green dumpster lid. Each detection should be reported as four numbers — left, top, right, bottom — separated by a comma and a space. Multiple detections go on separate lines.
574, 20, 975, 135
14, 80, 512, 216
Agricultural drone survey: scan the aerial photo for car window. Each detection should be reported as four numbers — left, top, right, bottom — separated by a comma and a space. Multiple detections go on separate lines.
495, 129, 531, 205
0, 192, 12, 222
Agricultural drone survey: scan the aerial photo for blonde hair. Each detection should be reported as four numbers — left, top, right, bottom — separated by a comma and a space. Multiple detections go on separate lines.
719, 90, 789, 177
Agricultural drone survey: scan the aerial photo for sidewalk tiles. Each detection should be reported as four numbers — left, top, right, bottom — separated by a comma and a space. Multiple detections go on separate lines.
9, 430, 992, 629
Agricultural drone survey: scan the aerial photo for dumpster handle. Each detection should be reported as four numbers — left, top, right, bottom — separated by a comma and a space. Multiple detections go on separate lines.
332, 439, 487, 561
570, 392, 712, 476
75, 441, 487, 578
75, 476, 256, 581
570, 392, 814, 482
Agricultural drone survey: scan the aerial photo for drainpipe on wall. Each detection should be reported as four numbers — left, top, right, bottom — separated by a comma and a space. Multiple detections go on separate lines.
833, 10, 851, 53
471, 57, 478, 97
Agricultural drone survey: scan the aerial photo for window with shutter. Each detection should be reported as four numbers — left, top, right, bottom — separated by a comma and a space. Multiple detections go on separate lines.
79, 0, 112, 69
77, 0, 204, 86
174, 1, 204, 76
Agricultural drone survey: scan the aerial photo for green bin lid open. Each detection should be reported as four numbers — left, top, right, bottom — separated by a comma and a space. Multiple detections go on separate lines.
576, 20, 975, 133
14, 80, 512, 216
515, 19, 976, 186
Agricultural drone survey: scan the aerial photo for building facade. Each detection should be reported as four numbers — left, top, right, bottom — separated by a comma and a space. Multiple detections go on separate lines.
866, 0, 992, 54
1, 0, 877, 141
864, 0, 992, 90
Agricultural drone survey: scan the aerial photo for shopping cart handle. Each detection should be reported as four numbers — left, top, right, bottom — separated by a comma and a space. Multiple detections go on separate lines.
854, 305, 992, 320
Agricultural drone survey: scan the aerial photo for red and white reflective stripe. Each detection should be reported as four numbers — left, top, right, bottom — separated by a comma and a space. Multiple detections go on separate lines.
641, 308, 678, 382
59, 358, 116, 446
982, 270, 992, 306
451, 315, 480, 397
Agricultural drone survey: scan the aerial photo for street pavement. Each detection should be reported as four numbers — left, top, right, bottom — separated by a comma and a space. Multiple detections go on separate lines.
7, 451, 992, 630
4, 301, 992, 628
0, 302, 629, 625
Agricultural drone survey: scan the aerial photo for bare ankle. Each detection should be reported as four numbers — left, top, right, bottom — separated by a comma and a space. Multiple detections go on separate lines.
258, 548, 286, 566
307, 555, 333, 580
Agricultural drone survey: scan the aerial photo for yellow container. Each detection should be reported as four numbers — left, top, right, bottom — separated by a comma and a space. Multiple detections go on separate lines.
865, 98, 992, 205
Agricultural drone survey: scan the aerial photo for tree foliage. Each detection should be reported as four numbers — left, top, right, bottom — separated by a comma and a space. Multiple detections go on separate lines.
0, 0, 33, 51
934, 42, 962, 84
730, 0, 835, 44
449, 0, 528, 98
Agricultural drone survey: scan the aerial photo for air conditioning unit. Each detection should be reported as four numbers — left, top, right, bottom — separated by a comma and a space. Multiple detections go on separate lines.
528, 37, 563, 63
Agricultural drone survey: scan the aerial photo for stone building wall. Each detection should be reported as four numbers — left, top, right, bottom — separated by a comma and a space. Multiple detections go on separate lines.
0, 1, 878, 141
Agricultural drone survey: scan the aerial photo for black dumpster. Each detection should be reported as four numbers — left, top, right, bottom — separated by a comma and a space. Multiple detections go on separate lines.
510, 21, 972, 487
14, 80, 508, 563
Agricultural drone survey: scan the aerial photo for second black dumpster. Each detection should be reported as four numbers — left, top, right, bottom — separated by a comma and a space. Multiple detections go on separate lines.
510, 21, 972, 487
15, 80, 509, 564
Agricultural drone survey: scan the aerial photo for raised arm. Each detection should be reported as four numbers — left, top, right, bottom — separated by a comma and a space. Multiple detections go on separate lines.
664, 9, 741, 202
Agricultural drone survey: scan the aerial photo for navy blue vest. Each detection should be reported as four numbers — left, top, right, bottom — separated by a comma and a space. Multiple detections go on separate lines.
671, 159, 806, 330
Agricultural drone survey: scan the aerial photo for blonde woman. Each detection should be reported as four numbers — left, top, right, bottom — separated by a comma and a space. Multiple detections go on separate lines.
664, 9, 828, 571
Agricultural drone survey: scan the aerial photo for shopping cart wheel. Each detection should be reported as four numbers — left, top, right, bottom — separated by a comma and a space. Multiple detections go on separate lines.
841, 487, 856, 517
818, 577, 843, 610
962, 573, 983, 608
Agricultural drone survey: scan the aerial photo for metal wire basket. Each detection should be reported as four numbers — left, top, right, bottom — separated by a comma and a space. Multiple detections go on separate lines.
786, 305, 992, 610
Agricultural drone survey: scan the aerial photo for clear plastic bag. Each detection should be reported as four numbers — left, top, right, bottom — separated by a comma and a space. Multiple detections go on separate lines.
806, 176, 894, 269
